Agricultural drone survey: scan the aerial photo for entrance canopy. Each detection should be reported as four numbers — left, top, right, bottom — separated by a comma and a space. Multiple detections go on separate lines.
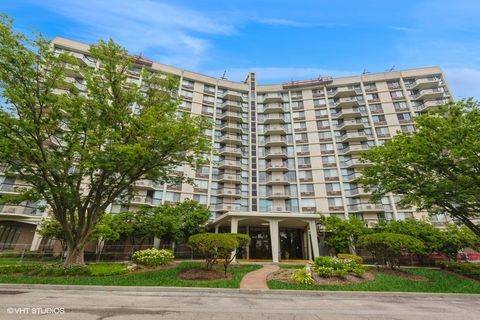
209, 212, 321, 262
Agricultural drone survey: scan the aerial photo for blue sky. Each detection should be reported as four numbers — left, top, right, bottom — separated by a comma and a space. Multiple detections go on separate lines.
2, 0, 480, 99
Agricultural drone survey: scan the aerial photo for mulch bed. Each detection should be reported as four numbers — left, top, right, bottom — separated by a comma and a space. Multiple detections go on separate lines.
268, 268, 375, 285
178, 268, 232, 280
128, 262, 178, 273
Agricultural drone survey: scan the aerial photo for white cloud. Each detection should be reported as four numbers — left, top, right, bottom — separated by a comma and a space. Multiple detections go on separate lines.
254, 18, 349, 28
204, 67, 355, 84
390, 26, 416, 33
31, 0, 236, 69
444, 68, 480, 100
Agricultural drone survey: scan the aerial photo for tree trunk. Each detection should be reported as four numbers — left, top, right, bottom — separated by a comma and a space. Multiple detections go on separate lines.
64, 242, 86, 267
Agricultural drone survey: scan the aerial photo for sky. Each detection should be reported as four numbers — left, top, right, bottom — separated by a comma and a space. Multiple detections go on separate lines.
1, 0, 479, 99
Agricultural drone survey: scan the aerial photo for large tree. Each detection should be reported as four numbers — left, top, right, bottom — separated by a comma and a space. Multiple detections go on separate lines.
357, 100, 480, 237
320, 215, 370, 254
0, 16, 212, 266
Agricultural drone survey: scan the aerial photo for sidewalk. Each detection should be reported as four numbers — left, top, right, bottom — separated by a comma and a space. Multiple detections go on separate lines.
240, 264, 279, 289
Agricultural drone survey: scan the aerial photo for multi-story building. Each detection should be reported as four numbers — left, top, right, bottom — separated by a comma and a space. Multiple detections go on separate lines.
0, 37, 452, 261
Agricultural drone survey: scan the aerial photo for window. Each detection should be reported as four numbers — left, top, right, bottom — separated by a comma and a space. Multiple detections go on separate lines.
326, 183, 341, 191
293, 111, 305, 120
165, 192, 180, 202
295, 133, 308, 143
193, 194, 208, 204
314, 98, 326, 106
182, 79, 194, 89
318, 131, 332, 140
296, 145, 310, 154
324, 169, 339, 178
297, 157, 311, 166
300, 184, 314, 193
298, 170, 313, 179
203, 95, 214, 104
394, 101, 409, 111
322, 156, 336, 165
180, 101, 192, 110
372, 115, 386, 123
204, 85, 215, 94
390, 90, 404, 99
317, 120, 330, 129
301, 198, 316, 208
294, 122, 307, 130
366, 93, 379, 101
292, 101, 304, 110
259, 199, 273, 212
369, 104, 383, 113
397, 113, 411, 122
202, 106, 214, 115
315, 108, 328, 118
401, 125, 415, 133
328, 198, 343, 206
180, 90, 193, 99
375, 127, 390, 136
320, 143, 334, 151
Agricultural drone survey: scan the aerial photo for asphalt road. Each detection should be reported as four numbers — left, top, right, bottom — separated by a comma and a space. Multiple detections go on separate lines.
0, 285, 478, 320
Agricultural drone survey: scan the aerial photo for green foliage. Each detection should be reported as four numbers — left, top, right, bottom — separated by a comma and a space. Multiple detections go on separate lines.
437, 224, 480, 260
358, 232, 425, 269
337, 253, 363, 265
131, 249, 174, 267
439, 262, 480, 281
187, 233, 250, 274
0, 16, 212, 267
312, 256, 365, 278
291, 267, 314, 284
358, 99, 480, 237
321, 215, 370, 253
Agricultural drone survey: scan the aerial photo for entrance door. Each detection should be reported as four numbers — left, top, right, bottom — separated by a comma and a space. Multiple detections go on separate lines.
248, 227, 272, 259
279, 228, 304, 260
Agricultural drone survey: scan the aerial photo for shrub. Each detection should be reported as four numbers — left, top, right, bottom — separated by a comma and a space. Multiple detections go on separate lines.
188, 232, 250, 275
337, 253, 363, 265
358, 232, 425, 269
291, 267, 314, 285
313, 256, 365, 278
131, 249, 174, 267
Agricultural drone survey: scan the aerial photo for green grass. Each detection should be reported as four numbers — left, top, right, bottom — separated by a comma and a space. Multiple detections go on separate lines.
0, 258, 60, 265
0, 262, 261, 288
268, 268, 480, 294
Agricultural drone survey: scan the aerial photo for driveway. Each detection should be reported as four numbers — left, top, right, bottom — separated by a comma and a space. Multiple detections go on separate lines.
0, 285, 478, 319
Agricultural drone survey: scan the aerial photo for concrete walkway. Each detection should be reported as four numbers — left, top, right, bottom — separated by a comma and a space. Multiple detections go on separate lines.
240, 264, 279, 289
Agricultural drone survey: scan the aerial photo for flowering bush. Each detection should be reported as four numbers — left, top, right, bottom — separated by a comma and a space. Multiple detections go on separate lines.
131, 249, 174, 267
291, 267, 314, 285
313, 256, 365, 278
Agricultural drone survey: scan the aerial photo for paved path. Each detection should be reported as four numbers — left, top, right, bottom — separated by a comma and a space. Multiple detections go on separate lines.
0, 285, 479, 319
240, 264, 279, 289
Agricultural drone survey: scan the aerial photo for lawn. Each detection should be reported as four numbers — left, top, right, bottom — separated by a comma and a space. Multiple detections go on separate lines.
268, 267, 480, 294
0, 261, 261, 288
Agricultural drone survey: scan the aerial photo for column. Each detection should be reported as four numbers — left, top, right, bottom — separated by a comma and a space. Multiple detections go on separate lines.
230, 217, 238, 261
269, 219, 280, 263
153, 237, 161, 249
245, 225, 250, 260
30, 229, 43, 251
214, 225, 219, 234
308, 220, 320, 259
307, 228, 312, 261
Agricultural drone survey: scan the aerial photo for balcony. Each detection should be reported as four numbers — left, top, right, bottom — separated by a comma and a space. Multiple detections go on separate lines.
336, 119, 365, 130
331, 97, 363, 108
214, 203, 241, 212
405, 77, 442, 90
264, 124, 287, 135
266, 190, 292, 199
221, 90, 245, 101
263, 114, 286, 124
218, 174, 242, 184
220, 122, 244, 134
218, 160, 242, 170
336, 131, 369, 143
217, 188, 241, 198
219, 111, 245, 122
338, 145, 369, 155
265, 149, 288, 159
348, 203, 384, 212
266, 176, 290, 185
333, 107, 366, 119
131, 195, 155, 206
264, 136, 288, 147
265, 162, 289, 172
219, 134, 242, 145
345, 188, 369, 197
335, 86, 362, 98
264, 103, 286, 113
134, 179, 161, 190
342, 158, 369, 168
219, 146, 243, 157
262, 93, 284, 103
0, 205, 39, 218
410, 88, 445, 100
412, 99, 449, 112
221, 100, 244, 112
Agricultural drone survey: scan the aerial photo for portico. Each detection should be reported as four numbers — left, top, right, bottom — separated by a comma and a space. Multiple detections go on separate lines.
210, 212, 320, 262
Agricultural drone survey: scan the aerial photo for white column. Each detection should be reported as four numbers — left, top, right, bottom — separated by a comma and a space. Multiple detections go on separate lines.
153, 237, 161, 249
308, 220, 320, 259
307, 229, 312, 261
230, 217, 238, 261
269, 219, 280, 263
214, 225, 219, 233
30, 229, 43, 251
245, 225, 250, 260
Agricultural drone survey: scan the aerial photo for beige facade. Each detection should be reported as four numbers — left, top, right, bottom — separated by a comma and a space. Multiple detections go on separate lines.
0, 37, 452, 259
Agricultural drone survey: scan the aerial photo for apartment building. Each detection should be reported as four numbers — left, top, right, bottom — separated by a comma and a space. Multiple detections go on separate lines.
0, 37, 452, 261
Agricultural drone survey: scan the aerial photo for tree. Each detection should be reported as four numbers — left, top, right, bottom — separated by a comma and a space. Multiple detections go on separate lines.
358, 232, 425, 269
320, 215, 370, 254
374, 218, 442, 255
358, 100, 480, 237
0, 16, 212, 267
38, 218, 68, 256
437, 224, 480, 261
187, 233, 250, 275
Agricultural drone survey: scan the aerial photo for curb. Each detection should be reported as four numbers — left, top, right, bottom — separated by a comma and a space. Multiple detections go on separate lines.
0, 283, 479, 298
